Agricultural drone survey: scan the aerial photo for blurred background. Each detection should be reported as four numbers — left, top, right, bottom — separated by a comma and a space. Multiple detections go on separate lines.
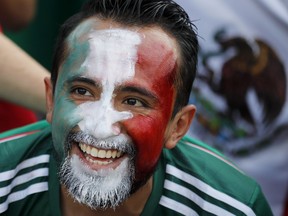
175, 1, 288, 215
4, 0, 88, 71
3, 0, 288, 215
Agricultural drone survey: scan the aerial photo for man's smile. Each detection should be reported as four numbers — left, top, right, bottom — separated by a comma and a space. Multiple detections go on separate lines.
79, 143, 124, 160
79, 142, 124, 164
67, 131, 135, 171
71, 143, 129, 170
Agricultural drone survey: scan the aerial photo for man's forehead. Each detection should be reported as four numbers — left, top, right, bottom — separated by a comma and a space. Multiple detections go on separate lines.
63, 18, 178, 81
66, 18, 127, 47
67, 18, 178, 53
66, 19, 95, 48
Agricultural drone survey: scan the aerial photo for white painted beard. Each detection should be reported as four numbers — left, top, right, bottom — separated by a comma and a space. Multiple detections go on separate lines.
59, 154, 135, 209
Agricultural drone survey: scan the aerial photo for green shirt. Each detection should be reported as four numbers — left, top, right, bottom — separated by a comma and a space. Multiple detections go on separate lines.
0, 121, 272, 215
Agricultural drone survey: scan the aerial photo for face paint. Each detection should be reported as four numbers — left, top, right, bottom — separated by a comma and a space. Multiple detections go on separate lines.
52, 22, 143, 208
51, 18, 178, 205
51, 22, 141, 157
76, 29, 141, 139
51, 20, 94, 158
59, 147, 135, 209
120, 29, 177, 181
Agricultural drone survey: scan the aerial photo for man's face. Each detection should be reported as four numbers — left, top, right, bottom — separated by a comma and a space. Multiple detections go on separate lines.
47, 18, 178, 208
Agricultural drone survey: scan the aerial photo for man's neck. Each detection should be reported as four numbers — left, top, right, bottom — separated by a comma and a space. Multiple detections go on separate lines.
61, 177, 153, 216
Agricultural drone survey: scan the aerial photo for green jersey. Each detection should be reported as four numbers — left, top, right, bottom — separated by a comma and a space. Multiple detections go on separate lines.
0, 121, 272, 215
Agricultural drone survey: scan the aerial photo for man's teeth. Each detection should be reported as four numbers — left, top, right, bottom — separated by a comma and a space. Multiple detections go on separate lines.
86, 157, 112, 165
79, 143, 123, 159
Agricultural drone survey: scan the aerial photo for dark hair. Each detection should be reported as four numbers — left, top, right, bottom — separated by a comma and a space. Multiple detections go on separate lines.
51, 0, 198, 115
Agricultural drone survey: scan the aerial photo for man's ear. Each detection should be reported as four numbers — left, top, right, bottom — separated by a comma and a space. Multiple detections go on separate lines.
165, 105, 196, 149
44, 77, 54, 123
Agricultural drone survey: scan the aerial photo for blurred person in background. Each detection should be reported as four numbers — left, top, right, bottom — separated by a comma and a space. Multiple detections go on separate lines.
0, 0, 49, 132
4, 0, 89, 71
175, 0, 288, 215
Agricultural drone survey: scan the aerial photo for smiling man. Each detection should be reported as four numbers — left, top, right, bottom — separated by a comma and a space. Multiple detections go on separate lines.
0, 0, 272, 215
47, 19, 182, 211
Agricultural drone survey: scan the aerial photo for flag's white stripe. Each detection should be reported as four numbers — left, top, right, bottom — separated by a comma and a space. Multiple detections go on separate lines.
0, 182, 48, 213
166, 165, 256, 216
0, 155, 50, 182
160, 195, 199, 216
0, 168, 49, 197
164, 180, 235, 216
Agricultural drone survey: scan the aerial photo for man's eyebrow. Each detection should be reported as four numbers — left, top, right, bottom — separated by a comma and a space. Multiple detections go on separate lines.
66, 76, 100, 87
116, 86, 158, 100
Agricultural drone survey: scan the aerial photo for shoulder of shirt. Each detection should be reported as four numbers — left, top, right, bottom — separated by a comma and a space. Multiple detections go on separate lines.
0, 120, 50, 141
158, 135, 271, 216
0, 121, 53, 214
0, 120, 52, 166
164, 138, 249, 194
170, 135, 244, 173
0, 120, 51, 150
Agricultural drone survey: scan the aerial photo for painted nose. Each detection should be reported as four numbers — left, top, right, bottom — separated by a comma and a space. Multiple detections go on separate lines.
91, 106, 132, 139
92, 110, 119, 138
77, 98, 133, 139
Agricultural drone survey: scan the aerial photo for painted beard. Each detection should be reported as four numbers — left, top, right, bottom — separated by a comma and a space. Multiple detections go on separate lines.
58, 131, 136, 209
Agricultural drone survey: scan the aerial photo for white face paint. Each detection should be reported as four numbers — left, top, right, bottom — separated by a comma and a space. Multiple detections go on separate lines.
60, 155, 134, 209
75, 29, 141, 139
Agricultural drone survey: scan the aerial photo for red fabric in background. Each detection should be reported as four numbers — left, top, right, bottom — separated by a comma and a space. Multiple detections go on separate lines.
0, 100, 38, 132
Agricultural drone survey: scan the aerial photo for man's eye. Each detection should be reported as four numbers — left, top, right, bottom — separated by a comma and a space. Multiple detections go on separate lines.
123, 98, 144, 107
73, 87, 92, 96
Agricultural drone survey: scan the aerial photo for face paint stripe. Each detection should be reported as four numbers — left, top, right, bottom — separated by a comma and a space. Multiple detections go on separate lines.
76, 29, 141, 139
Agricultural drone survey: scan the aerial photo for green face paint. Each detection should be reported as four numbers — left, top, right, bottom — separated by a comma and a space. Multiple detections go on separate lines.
51, 20, 92, 159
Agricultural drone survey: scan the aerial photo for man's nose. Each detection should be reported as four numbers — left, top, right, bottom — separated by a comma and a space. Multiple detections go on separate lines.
92, 118, 120, 139
90, 106, 131, 139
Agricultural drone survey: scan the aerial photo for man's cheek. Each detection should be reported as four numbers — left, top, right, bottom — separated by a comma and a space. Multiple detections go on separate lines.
51, 98, 80, 157
123, 116, 167, 173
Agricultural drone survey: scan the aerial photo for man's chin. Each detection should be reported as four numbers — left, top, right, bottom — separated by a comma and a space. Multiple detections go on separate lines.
59, 154, 134, 209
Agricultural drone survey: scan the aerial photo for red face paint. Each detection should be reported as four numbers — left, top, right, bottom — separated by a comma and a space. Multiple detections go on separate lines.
121, 28, 178, 181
